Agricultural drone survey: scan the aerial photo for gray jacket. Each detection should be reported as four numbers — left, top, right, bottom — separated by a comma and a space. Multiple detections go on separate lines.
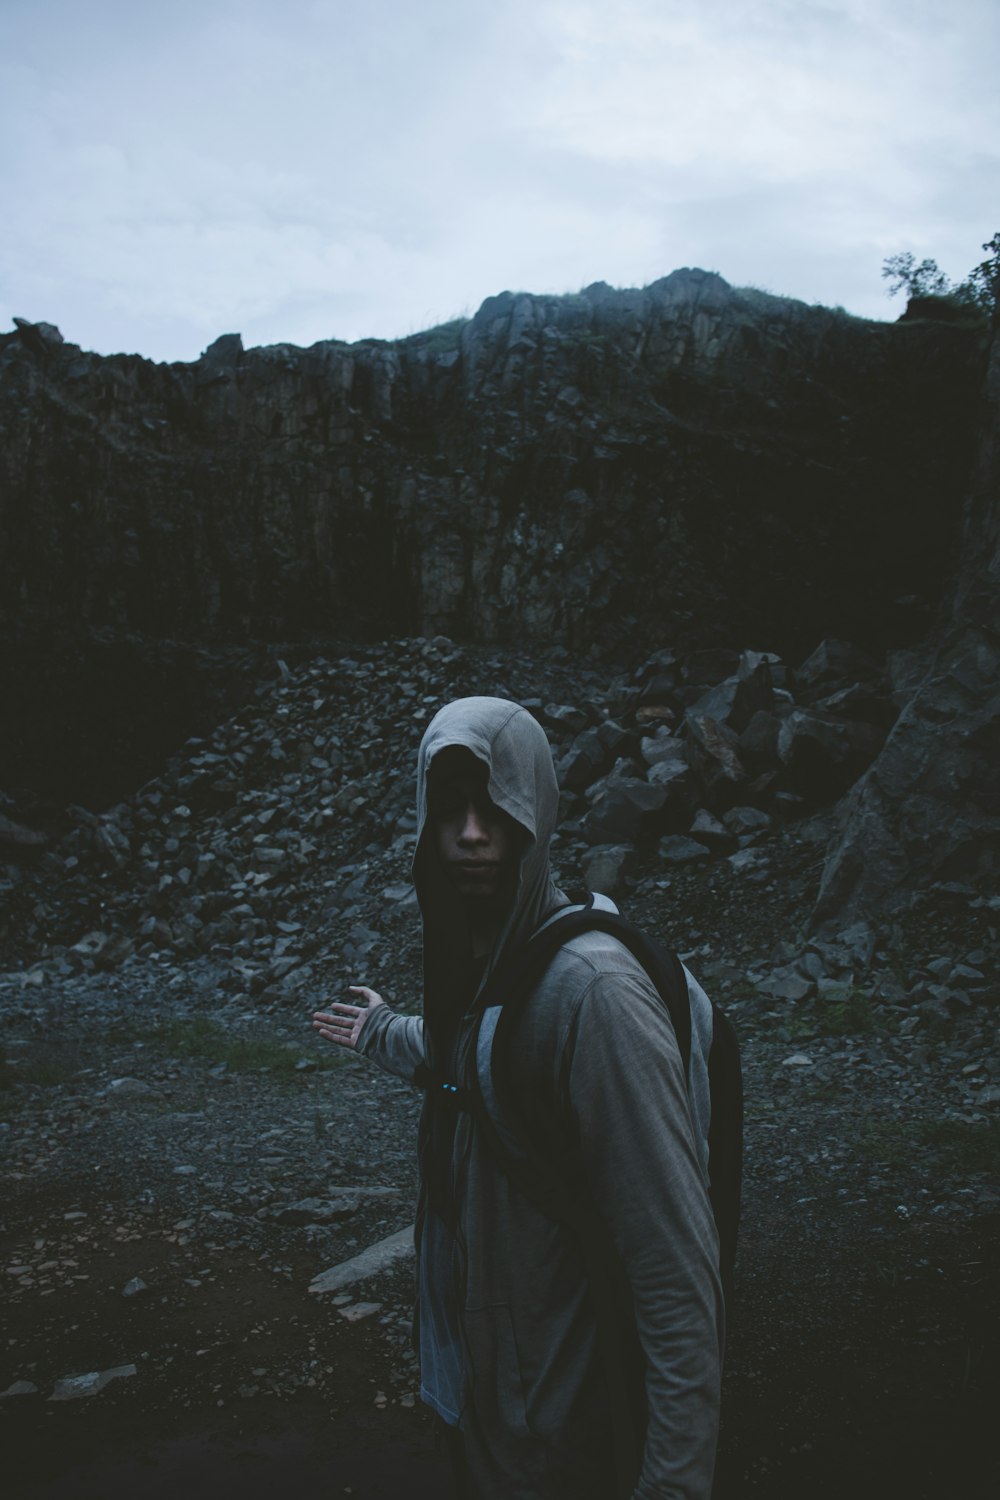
358, 697, 723, 1500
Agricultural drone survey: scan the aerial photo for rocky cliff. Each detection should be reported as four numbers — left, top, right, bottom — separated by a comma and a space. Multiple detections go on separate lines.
0, 271, 990, 838
815, 321, 1000, 922
2, 273, 983, 653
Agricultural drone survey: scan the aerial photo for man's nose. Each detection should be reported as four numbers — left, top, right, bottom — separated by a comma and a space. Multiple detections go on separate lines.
458, 803, 489, 843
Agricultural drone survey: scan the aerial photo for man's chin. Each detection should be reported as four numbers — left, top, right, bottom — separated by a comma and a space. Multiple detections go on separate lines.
454, 877, 502, 900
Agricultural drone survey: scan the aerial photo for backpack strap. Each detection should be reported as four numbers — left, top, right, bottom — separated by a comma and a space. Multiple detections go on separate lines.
483, 897, 692, 1108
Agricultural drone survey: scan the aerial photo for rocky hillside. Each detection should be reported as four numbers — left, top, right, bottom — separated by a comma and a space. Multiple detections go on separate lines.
0, 274, 986, 807
0, 630, 960, 983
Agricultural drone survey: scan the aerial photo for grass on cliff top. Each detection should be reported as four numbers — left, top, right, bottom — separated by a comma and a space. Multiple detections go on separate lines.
404, 316, 468, 354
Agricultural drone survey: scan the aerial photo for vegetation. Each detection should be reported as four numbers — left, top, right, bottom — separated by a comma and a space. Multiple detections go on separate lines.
860, 1116, 1000, 1175
147, 1013, 339, 1075
406, 316, 468, 355
882, 232, 1000, 320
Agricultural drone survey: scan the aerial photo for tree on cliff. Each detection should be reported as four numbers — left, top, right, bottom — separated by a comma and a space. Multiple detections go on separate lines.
882, 233, 1000, 320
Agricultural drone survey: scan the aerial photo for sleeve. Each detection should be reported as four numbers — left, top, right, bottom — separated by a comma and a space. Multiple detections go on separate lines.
355, 1003, 426, 1084
567, 966, 724, 1500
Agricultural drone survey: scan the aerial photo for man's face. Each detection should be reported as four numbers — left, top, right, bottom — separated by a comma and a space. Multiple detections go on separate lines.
429, 752, 519, 902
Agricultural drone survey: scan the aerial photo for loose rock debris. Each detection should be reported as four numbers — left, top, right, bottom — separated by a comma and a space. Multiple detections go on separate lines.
1, 637, 997, 1498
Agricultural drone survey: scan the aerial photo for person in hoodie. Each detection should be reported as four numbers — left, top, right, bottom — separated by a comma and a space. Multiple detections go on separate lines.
312, 697, 723, 1500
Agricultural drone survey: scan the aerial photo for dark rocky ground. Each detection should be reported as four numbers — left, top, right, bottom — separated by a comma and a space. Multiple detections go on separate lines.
2, 638, 998, 1498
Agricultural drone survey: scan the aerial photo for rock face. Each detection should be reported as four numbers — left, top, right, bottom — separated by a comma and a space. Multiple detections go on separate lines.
0, 275, 986, 801
815, 326, 1000, 924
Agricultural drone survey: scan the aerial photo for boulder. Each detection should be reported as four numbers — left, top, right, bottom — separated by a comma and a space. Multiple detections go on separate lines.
688, 808, 737, 853
777, 710, 886, 801
555, 727, 611, 792
795, 639, 879, 704
581, 779, 669, 845
738, 709, 783, 773
658, 834, 712, 865
583, 844, 639, 894
685, 713, 748, 809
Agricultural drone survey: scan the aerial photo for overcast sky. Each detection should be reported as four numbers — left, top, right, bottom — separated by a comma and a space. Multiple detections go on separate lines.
1, 0, 997, 363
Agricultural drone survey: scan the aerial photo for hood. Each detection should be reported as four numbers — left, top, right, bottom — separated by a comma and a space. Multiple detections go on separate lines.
413, 697, 564, 1028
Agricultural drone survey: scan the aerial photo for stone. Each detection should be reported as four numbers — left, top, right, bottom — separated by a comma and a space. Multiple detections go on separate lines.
658, 835, 712, 865
201, 333, 244, 364
688, 809, 737, 853
0, 1381, 38, 1400
122, 1277, 148, 1297
738, 710, 783, 773
543, 703, 588, 734
270, 1191, 396, 1226
639, 728, 687, 769
795, 639, 878, 702
108, 1077, 157, 1097
777, 709, 885, 801
685, 714, 748, 809
582, 844, 638, 894
0, 813, 48, 849
50, 1365, 137, 1401
309, 1225, 415, 1295
581, 780, 669, 845
722, 806, 772, 839
555, 728, 610, 792
337, 1301, 383, 1322
755, 970, 814, 1002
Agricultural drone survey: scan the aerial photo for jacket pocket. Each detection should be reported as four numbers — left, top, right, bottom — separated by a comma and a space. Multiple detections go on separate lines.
463, 1302, 533, 1439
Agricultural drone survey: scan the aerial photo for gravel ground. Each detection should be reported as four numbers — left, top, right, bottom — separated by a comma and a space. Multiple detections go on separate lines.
2, 641, 998, 1498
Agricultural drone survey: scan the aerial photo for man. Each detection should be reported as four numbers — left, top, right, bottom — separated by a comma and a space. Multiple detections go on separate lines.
313, 696, 723, 1499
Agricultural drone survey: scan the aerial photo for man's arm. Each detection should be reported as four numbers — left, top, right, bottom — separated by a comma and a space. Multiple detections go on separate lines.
567, 964, 724, 1500
312, 986, 426, 1083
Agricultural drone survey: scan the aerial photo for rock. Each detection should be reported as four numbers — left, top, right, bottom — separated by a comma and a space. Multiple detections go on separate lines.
755, 969, 814, 1001
50, 1365, 137, 1401
309, 1225, 415, 1295
122, 1277, 148, 1297
688, 808, 737, 853
269, 1191, 395, 1226
13, 317, 64, 350
108, 1077, 158, 1097
582, 844, 638, 894
777, 709, 885, 801
686, 678, 740, 728
722, 806, 772, 839
639, 728, 687, 769
781, 1053, 815, 1067
201, 333, 244, 364
337, 1301, 383, 1322
685, 714, 748, 809
738, 710, 783, 773
543, 703, 589, 735
658, 835, 711, 865
0, 1381, 38, 1400
555, 728, 611, 792
69, 931, 112, 967
795, 639, 878, 702
581, 780, 669, 845
0, 813, 48, 849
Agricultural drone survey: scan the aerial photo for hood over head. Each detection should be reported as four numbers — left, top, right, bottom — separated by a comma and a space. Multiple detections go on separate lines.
413, 697, 564, 1035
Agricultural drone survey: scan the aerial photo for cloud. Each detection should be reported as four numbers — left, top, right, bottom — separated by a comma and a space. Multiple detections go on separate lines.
0, 0, 997, 358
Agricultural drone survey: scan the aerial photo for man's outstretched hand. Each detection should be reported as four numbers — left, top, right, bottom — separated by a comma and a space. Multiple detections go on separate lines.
312, 986, 386, 1051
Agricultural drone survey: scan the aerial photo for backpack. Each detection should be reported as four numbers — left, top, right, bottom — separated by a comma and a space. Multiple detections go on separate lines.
467, 891, 743, 1288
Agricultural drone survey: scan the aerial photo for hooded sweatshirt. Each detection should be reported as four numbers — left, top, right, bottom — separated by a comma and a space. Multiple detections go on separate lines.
357, 697, 723, 1500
